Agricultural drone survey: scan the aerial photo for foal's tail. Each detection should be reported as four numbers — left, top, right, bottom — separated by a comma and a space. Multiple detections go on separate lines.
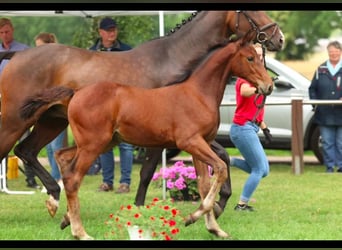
20, 86, 75, 120
0, 51, 16, 63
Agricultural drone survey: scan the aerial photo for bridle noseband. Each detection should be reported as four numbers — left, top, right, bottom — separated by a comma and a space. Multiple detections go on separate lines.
235, 10, 279, 46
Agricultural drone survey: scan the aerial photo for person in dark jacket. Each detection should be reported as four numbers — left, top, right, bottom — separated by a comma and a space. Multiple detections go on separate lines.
89, 17, 134, 193
309, 40, 342, 173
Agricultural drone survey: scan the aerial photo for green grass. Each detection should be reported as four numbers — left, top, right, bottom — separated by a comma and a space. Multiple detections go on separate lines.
0, 159, 340, 241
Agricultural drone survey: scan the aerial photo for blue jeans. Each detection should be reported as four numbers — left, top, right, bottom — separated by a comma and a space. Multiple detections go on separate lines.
319, 125, 342, 169
100, 142, 133, 186
229, 122, 269, 203
46, 130, 67, 180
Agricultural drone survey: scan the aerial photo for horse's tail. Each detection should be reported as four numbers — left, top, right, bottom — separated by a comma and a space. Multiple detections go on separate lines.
0, 51, 16, 62
20, 86, 75, 120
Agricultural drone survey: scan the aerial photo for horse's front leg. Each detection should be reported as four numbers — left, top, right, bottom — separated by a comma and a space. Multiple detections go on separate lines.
134, 147, 163, 206
210, 140, 232, 218
55, 146, 93, 240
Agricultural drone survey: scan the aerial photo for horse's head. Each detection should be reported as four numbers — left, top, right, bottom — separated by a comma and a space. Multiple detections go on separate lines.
230, 37, 273, 96
226, 11, 285, 52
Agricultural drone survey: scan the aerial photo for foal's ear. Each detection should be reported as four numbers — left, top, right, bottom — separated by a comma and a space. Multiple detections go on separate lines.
240, 31, 255, 46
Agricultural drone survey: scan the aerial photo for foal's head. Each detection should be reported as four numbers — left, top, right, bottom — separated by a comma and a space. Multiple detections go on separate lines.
230, 39, 273, 95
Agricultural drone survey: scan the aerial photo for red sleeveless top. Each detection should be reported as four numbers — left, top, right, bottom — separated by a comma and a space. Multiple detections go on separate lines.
232, 78, 265, 126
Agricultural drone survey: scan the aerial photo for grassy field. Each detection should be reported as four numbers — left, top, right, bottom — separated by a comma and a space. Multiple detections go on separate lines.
0, 159, 340, 244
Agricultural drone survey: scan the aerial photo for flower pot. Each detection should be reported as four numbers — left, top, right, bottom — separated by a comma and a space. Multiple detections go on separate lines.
126, 225, 152, 240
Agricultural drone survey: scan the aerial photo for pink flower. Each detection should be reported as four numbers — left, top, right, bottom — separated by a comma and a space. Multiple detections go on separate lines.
152, 161, 212, 201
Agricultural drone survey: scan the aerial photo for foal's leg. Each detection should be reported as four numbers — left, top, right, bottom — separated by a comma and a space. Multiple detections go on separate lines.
50, 145, 78, 225
55, 146, 96, 240
210, 140, 232, 218
182, 139, 229, 238
134, 147, 163, 206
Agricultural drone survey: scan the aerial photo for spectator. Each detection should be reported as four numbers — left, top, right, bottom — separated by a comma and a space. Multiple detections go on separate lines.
89, 17, 133, 193
34, 32, 66, 192
0, 17, 40, 189
309, 40, 342, 173
229, 43, 272, 211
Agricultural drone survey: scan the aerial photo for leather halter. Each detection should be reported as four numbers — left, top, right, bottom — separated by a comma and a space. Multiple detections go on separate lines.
235, 10, 279, 46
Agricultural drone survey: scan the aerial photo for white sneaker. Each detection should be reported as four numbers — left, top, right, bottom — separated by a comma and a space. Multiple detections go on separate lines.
41, 186, 47, 193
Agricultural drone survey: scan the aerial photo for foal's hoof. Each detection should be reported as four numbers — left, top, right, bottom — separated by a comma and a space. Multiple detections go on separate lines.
208, 228, 230, 238
184, 214, 196, 226
213, 202, 223, 219
77, 234, 94, 240
60, 214, 70, 230
45, 196, 59, 217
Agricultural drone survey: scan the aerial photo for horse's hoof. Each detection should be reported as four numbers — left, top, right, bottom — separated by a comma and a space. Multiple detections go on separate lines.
213, 202, 223, 219
60, 214, 70, 230
45, 197, 59, 217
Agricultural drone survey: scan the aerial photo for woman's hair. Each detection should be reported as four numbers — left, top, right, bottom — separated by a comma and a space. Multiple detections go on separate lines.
34, 32, 58, 44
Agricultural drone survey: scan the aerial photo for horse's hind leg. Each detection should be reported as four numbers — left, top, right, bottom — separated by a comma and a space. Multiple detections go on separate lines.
210, 140, 232, 218
134, 147, 163, 206
14, 118, 68, 216
0, 115, 30, 164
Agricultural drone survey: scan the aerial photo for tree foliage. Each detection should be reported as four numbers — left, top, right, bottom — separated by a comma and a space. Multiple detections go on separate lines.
73, 13, 194, 49
267, 11, 342, 60
5, 12, 193, 49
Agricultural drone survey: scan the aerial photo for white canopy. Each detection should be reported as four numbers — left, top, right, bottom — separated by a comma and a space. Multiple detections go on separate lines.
0, 10, 194, 18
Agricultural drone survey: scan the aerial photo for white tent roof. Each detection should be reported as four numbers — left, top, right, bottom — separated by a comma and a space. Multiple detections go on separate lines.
0, 11, 194, 18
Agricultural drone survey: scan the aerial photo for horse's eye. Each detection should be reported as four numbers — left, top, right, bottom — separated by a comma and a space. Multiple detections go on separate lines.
247, 56, 254, 62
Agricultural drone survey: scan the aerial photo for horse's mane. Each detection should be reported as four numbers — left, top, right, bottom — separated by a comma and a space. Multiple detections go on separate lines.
165, 11, 200, 36
144, 11, 200, 43
165, 39, 230, 87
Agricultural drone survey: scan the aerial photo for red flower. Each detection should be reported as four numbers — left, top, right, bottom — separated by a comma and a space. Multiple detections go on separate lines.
171, 208, 178, 216
106, 197, 183, 240
168, 219, 176, 227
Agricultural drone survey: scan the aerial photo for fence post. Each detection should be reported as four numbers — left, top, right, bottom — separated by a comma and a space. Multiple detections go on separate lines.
291, 98, 304, 175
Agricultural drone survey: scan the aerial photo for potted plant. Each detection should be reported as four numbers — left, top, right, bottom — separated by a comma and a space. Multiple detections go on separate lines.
152, 160, 210, 201
105, 197, 184, 240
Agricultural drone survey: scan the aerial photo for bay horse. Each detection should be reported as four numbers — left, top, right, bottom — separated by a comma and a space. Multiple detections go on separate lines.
20, 35, 273, 239
0, 11, 284, 219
